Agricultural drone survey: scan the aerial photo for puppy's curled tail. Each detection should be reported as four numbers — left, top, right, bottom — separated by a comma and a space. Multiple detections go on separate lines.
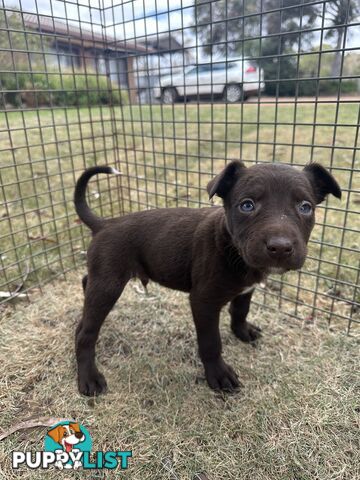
74, 166, 121, 233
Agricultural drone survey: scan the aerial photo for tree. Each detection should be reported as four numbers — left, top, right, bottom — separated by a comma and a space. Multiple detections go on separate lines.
322, 0, 360, 76
264, 0, 317, 52
192, 0, 319, 95
193, 0, 260, 58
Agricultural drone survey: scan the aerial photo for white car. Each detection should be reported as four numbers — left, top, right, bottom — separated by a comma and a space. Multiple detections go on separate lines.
154, 59, 265, 103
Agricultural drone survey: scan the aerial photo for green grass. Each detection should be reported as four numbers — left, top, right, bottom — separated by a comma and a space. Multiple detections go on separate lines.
0, 104, 359, 477
0, 103, 359, 330
0, 274, 359, 479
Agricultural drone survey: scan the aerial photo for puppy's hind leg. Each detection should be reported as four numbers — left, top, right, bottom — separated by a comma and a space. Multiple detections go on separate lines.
76, 274, 128, 396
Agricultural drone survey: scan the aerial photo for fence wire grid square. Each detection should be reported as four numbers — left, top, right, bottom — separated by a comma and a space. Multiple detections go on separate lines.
0, 0, 359, 333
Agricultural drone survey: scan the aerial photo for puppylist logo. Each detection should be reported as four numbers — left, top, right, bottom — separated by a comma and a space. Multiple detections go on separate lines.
12, 421, 132, 471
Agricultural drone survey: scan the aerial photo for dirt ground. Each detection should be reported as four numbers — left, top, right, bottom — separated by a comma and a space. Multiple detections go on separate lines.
0, 272, 359, 479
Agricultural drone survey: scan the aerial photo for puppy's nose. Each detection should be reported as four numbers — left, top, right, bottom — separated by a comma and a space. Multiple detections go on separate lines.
266, 237, 294, 258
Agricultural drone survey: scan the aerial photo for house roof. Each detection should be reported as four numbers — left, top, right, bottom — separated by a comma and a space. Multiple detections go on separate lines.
23, 14, 154, 54
141, 34, 184, 53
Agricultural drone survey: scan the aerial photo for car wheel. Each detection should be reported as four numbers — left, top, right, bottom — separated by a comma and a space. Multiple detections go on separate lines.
161, 87, 177, 104
223, 84, 243, 103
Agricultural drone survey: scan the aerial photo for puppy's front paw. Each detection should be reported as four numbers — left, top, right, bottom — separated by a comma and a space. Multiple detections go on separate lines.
232, 321, 262, 343
78, 367, 107, 396
204, 359, 242, 392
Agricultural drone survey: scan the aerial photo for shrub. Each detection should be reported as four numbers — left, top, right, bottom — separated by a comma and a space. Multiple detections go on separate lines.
0, 71, 28, 107
0, 69, 129, 107
297, 79, 359, 96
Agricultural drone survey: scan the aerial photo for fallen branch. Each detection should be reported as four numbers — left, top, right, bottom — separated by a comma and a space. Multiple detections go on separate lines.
28, 235, 57, 244
0, 416, 75, 441
0, 291, 27, 299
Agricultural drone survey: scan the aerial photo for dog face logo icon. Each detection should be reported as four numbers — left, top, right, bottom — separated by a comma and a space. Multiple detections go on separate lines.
47, 423, 85, 453
44, 421, 92, 470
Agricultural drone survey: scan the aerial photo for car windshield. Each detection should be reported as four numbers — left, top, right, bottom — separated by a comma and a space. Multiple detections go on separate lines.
185, 61, 243, 74
185, 66, 197, 75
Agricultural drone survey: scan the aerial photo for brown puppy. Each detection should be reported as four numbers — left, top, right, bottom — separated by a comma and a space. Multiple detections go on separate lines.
74, 161, 341, 396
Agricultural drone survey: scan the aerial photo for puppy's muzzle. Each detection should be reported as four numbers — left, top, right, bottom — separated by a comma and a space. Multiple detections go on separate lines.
265, 236, 294, 259
242, 229, 306, 272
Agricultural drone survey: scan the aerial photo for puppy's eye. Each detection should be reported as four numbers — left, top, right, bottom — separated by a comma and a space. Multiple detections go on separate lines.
239, 199, 255, 213
298, 201, 313, 215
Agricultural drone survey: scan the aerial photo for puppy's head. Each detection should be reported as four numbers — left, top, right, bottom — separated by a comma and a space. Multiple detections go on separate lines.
208, 161, 341, 273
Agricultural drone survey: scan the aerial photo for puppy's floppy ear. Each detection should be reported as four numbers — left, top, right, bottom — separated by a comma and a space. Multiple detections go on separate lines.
303, 163, 341, 204
207, 161, 245, 200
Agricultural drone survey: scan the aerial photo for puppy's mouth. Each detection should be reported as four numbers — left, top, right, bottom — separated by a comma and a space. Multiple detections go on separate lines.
238, 243, 305, 273
245, 256, 304, 273
266, 266, 287, 275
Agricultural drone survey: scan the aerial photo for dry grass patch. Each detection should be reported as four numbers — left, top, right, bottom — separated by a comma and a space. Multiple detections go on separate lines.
0, 273, 359, 479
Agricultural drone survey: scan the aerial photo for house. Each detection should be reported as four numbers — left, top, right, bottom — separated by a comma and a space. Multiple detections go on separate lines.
23, 13, 155, 102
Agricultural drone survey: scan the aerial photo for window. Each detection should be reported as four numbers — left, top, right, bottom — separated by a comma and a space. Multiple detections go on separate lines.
211, 62, 226, 71
186, 67, 197, 75
197, 64, 211, 73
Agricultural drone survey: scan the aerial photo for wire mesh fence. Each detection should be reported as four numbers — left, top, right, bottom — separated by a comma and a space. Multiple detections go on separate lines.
0, 0, 359, 333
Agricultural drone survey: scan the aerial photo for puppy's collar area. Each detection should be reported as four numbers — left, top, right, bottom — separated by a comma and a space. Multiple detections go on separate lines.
224, 243, 247, 273
240, 284, 256, 295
